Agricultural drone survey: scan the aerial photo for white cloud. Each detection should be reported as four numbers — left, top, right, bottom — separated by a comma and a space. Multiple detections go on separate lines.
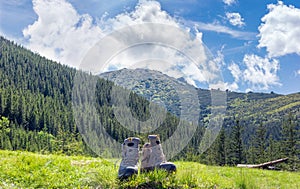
258, 1, 300, 57
193, 21, 255, 40
23, 0, 104, 67
297, 69, 300, 76
230, 54, 281, 91
22, 0, 190, 67
207, 49, 239, 91
209, 81, 238, 91
23, 0, 224, 88
228, 63, 241, 82
223, 0, 236, 6
98, 1, 219, 86
226, 12, 245, 27
245, 88, 252, 93
101, 0, 179, 31
213, 49, 225, 66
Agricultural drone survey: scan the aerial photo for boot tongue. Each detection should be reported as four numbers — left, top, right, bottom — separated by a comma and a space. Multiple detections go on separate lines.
148, 135, 159, 146
150, 140, 157, 146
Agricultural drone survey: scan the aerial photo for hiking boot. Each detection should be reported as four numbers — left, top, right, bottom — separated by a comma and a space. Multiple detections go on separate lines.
141, 143, 152, 170
118, 137, 140, 179
141, 135, 176, 172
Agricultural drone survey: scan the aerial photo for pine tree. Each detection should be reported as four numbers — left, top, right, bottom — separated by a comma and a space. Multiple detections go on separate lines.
267, 134, 281, 161
0, 116, 12, 150
228, 119, 244, 165
255, 122, 267, 163
246, 137, 257, 164
216, 128, 226, 166
281, 112, 299, 171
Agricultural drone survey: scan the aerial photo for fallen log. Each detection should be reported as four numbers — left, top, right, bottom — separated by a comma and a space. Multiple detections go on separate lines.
237, 157, 289, 169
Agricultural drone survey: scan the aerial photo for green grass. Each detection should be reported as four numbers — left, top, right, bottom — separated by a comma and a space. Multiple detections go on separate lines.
0, 150, 299, 188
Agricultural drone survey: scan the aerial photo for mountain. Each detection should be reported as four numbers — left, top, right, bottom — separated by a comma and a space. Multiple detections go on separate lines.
100, 66, 300, 167
100, 68, 299, 141
0, 36, 299, 168
100, 68, 193, 116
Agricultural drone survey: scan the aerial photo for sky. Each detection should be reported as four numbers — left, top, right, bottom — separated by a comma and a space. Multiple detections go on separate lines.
0, 0, 300, 94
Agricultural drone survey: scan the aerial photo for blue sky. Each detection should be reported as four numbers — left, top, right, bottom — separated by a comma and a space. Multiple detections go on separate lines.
0, 0, 300, 94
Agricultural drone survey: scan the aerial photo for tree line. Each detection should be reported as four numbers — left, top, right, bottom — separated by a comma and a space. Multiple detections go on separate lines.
194, 113, 299, 171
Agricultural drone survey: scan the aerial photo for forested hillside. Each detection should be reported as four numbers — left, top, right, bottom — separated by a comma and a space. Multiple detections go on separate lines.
0, 36, 180, 157
0, 36, 81, 154
0, 36, 299, 170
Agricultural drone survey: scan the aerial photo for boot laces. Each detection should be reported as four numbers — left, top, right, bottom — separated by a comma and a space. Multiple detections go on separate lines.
121, 146, 139, 167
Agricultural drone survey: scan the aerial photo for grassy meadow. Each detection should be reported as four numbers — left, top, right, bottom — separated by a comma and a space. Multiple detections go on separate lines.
0, 150, 299, 188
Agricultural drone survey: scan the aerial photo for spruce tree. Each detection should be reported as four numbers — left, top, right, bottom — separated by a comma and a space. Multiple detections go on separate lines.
255, 122, 267, 163
216, 128, 226, 166
281, 112, 299, 171
228, 119, 244, 165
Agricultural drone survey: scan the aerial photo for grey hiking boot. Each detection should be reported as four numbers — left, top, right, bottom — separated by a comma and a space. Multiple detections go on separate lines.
141, 135, 176, 172
118, 137, 140, 179
141, 143, 152, 170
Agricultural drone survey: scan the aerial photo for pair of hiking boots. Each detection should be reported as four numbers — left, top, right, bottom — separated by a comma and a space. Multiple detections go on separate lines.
118, 135, 176, 179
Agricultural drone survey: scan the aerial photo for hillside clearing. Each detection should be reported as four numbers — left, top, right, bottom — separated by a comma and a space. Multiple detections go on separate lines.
0, 150, 299, 188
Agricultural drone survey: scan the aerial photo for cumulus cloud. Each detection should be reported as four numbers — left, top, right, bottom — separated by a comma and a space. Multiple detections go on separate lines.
258, 1, 300, 57
209, 54, 239, 91
226, 12, 245, 27
23, 0, 223, 88
207, 49, 239, 91
243, 54, 280, 90
22, 0, 190, 65
23, 0, 190, 68
213, 49, 225, 66
228, 54, 281, 91
223, 0, 236, 6
297, 69, 300, 76
23, 0, 104, 67
102, 0, 177, 28
228, 63, 241, 82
